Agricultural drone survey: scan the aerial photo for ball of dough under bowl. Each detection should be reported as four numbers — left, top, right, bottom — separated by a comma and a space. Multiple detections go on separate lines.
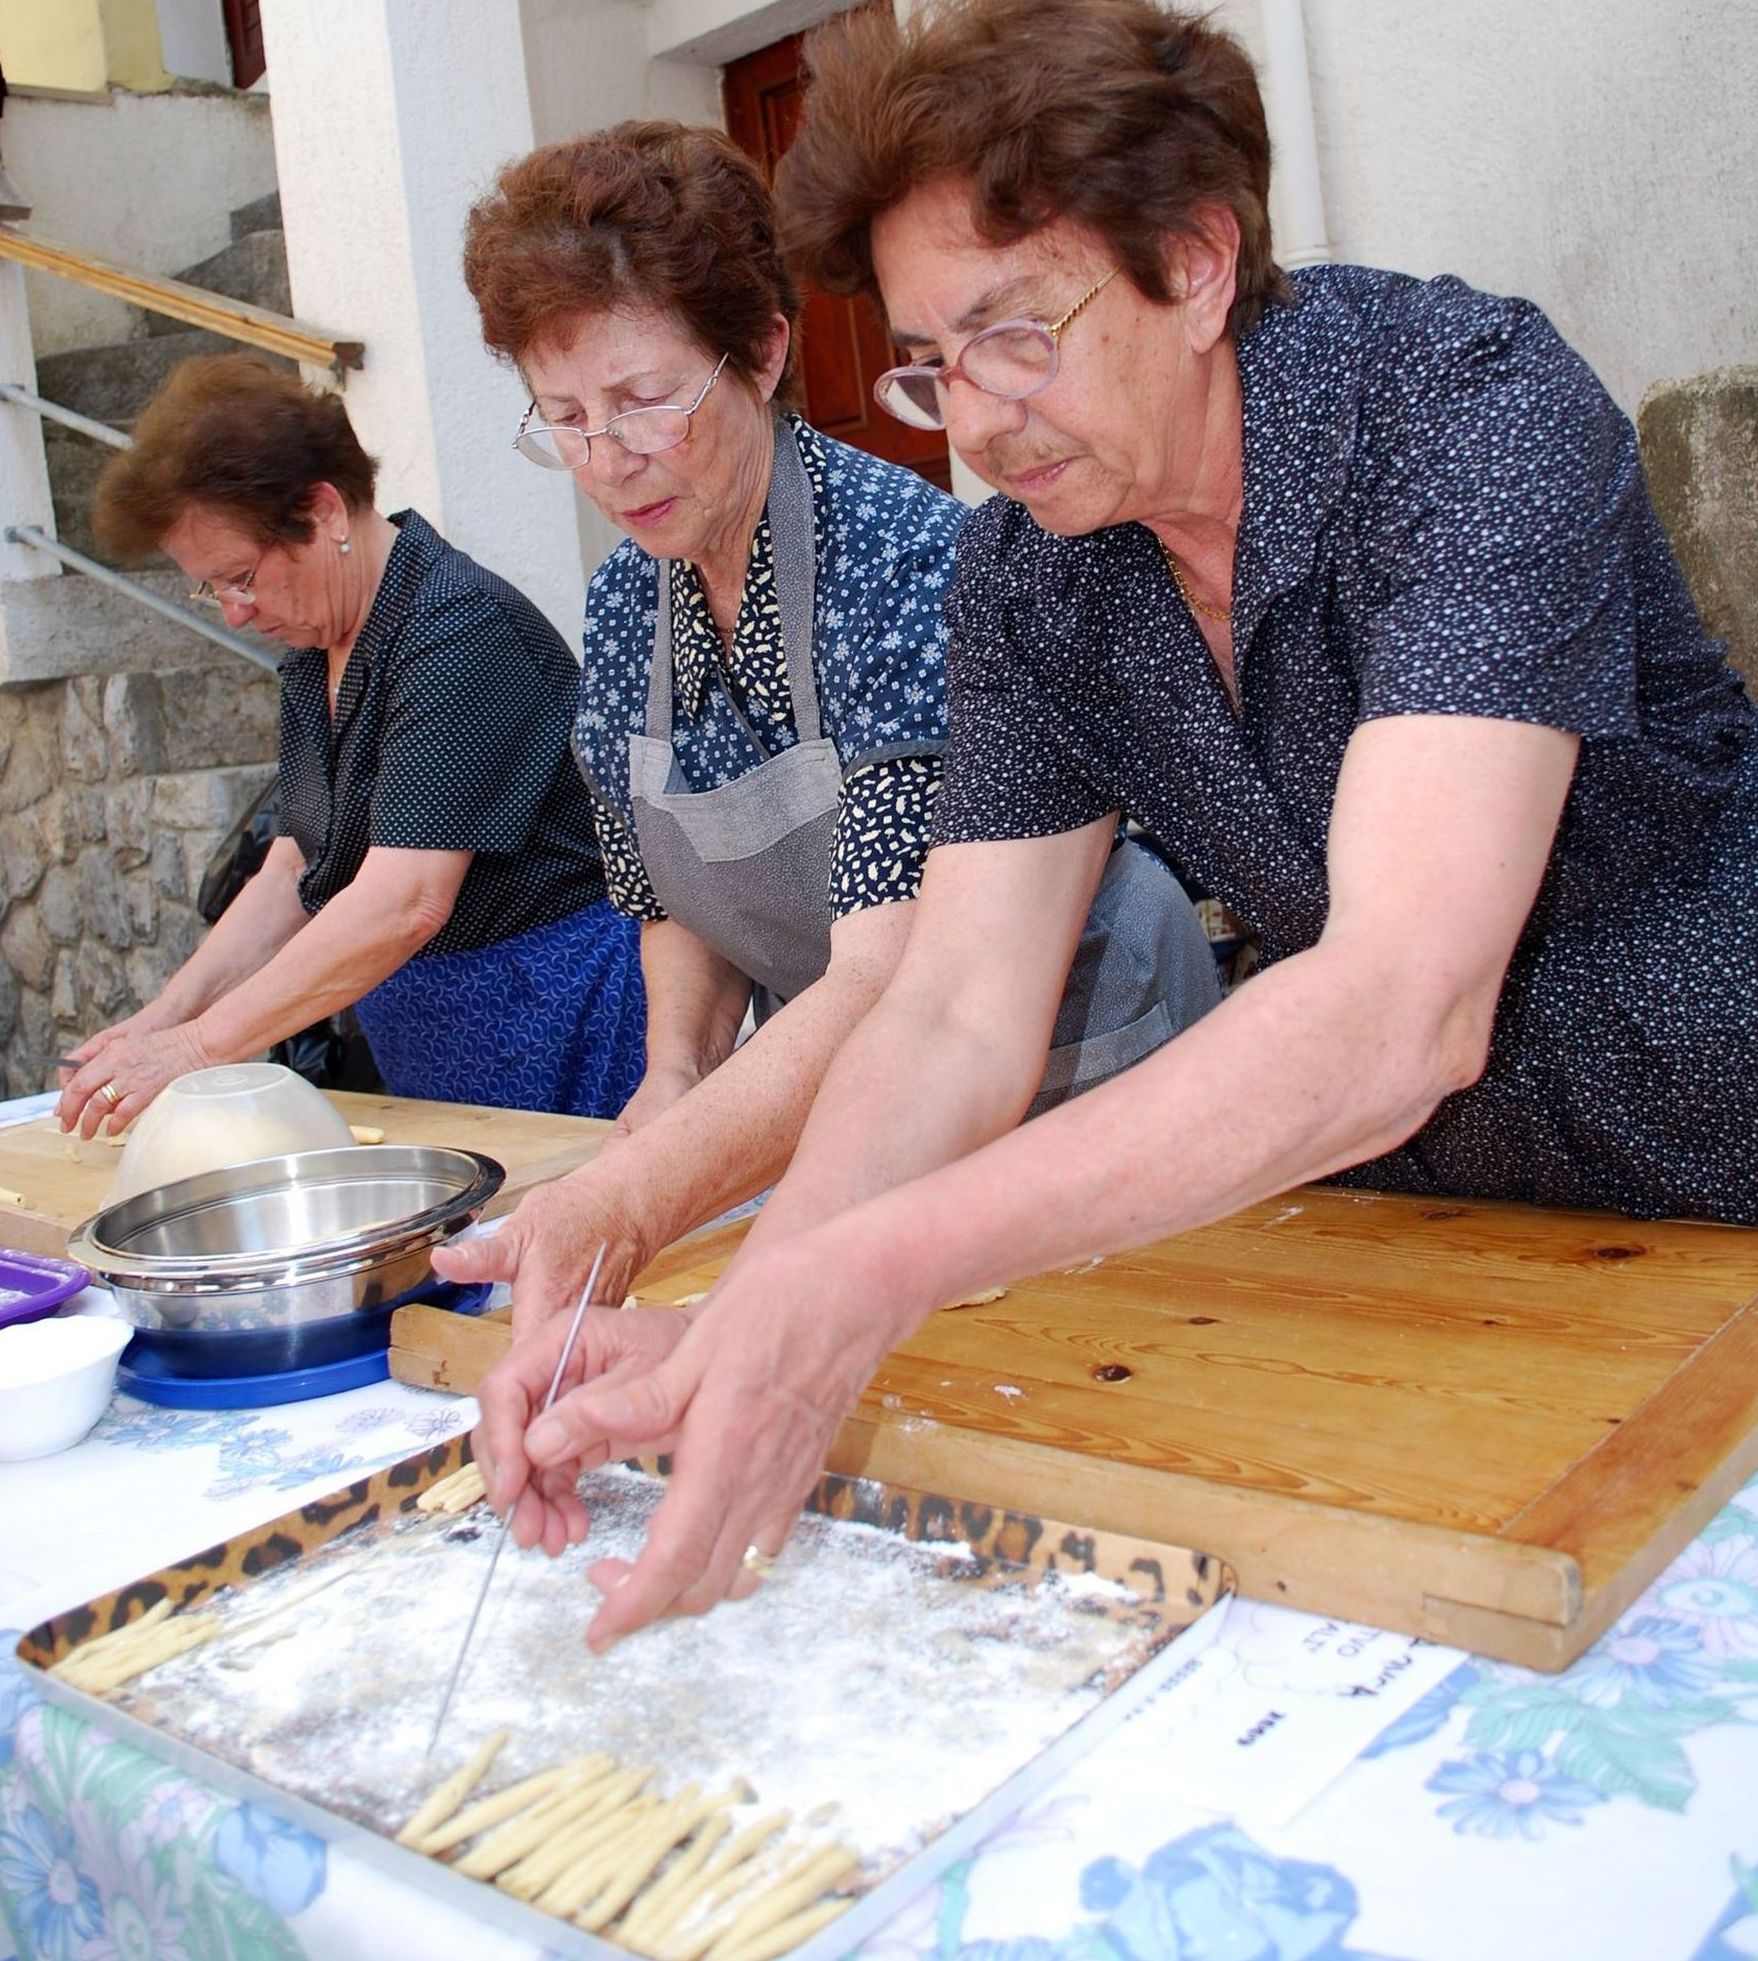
106, 1063, 355, 1207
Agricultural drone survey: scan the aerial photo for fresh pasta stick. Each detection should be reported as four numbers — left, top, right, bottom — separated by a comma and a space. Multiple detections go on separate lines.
417, 1755, 609, 1857
455, 1770, 627, 1880
416, 1463, 487, 1515
618, 1813, 731, 1946
575, 1789, 733, 1932
536, 1782, 698, 1919
396, 1727, 509, 1846
48, 1599, 171, 1671
701, 1845, 862, 1959
55, 1615, 219, 1694
498, 1782, 657, 1901
712, 1894, 854, 1961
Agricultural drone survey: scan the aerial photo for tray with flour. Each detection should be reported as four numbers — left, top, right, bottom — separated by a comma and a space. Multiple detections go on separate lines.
17, 1439, 1231, 1960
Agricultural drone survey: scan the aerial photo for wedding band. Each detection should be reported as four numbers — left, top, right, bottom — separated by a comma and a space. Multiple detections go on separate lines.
741, 1544, 778, 1577
98, 1082, 122, 1109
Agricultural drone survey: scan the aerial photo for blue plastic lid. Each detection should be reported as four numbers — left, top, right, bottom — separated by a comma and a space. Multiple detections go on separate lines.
117, 1343, 391, 1410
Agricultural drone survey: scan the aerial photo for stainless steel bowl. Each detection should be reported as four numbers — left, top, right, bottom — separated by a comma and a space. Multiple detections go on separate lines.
65, 1144, 505, 1339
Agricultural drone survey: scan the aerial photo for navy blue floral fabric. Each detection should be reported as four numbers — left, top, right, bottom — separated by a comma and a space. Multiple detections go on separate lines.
573, 415, 965, 923
932, 265, 1758, 1222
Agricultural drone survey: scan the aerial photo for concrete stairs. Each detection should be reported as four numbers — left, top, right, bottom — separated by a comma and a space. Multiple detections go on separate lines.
36, 192, 291, 562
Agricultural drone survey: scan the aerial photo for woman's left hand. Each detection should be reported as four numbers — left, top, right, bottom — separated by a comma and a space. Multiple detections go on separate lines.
58, 1022, 216, 1138
519, 1229, 920, 1648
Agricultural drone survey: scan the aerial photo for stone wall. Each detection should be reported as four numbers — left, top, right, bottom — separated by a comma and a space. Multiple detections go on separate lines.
0, 659, 277, 1097
1639, 366, 1758, 701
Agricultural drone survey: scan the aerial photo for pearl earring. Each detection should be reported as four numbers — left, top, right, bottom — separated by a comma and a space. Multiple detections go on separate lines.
338, 537, 352, 556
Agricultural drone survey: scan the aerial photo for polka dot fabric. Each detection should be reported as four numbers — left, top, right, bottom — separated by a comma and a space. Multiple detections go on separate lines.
572, 415, 963, 924
932, 265, 1758, 1223
279, 510, 608, 955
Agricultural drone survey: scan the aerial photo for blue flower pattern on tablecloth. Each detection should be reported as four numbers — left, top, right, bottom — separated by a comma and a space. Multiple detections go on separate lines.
1426, 1747, 1605, 1838
84, 1397, 465, 1503
1690, 1859, 1758, 1961
0, 1805, 100, 1959
211, 1803, 326, 1915
893, 1825, 1388, 1961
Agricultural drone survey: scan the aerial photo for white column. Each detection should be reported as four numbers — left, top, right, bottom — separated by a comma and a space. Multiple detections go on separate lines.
258, 0, 587, 644
0, 262, 60, 584
1257, 0, 1330, 268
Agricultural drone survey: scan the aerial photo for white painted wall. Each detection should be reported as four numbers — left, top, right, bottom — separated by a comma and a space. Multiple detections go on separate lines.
153, 0, 231, 85
4, 87, 277, 354
518, 0, 725, 578
1217, 0, 1758, 415
260, 0, 588, 642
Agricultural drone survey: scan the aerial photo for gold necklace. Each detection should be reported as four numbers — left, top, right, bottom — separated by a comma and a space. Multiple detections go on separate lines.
1158, 538, 1232, 625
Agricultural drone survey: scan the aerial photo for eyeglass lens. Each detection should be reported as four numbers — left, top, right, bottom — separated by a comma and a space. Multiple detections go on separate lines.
516, 403, 694, 469
876, 323, 1059, 432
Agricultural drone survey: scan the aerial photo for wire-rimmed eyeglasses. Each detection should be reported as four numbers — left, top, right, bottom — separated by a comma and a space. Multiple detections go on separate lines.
874, 268, 1119, 431
187, 561, 261, 610
515, 354, 731, 471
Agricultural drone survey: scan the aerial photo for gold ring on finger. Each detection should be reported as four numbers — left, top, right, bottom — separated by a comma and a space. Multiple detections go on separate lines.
98, 1081, 122, 1109
741, 1543, 779, 1577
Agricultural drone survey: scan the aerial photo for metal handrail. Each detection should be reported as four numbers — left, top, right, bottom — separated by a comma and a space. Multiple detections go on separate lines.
4, 524, 281, 675
0, 381, 129, 449
0, 224, 362, 378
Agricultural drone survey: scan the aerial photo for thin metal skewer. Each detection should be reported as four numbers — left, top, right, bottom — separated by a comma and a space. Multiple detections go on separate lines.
425, 1240, 608, 1757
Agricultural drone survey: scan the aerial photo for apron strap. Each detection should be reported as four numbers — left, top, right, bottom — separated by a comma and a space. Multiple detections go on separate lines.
646, 416, 821, 747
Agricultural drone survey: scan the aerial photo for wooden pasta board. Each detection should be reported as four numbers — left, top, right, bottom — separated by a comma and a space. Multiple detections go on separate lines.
0, 1091, 609, 1259
390, 1186, 1758, 1671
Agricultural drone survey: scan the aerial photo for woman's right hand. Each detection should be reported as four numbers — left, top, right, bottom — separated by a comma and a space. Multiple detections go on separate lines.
60, 999, 178, 1075
470, 1299, 693, 1556
428, 1169, 650, 1339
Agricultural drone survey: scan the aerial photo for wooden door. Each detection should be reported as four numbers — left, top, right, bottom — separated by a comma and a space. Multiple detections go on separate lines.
724, 31, 952, 492
222, 0, 267, 88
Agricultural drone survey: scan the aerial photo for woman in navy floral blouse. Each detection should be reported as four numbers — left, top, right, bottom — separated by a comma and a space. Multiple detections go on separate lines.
477, 0, 1758, 1647
440, 122, 1217, 1368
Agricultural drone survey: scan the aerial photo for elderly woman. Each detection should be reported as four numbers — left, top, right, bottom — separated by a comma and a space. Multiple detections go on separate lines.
59, 354, 644, 1134
433, 123, 1217, 1322
476, 0, 1758, 1642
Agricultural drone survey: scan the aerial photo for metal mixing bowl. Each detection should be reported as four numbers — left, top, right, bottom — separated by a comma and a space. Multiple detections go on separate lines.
65, 1144, 504, 1374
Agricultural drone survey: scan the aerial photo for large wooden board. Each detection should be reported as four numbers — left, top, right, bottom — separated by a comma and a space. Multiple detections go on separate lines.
0, 1091, 608, 1258
390, 1187, 1758, 1670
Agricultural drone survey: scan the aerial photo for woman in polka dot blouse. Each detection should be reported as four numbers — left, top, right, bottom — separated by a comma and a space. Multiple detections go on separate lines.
437, 122, 1219, 1339
58, 355, 645, 1132
482, 0, 1758, 1646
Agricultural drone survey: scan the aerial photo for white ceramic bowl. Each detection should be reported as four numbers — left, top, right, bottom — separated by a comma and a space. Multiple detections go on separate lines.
108, 1062, 354, 1207
0, 1315, 131, 1461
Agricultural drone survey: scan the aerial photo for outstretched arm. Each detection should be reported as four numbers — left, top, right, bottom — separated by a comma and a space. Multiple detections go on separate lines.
546, 712, 1577, 1645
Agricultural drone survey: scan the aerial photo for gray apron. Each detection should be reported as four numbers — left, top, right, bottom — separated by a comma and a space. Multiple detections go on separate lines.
627, 417, 1218, 1112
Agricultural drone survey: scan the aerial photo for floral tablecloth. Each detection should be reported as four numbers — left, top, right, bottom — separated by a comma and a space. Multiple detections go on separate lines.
4, 1299, 1758, 1958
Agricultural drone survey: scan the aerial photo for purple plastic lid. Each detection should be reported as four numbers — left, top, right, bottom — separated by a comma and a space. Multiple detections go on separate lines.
0, 1247, 93, 1331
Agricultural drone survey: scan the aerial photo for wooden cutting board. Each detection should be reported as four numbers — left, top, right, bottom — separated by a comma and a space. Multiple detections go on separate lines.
389, 1186, 1758, 1671
0, 1091, 609, 1259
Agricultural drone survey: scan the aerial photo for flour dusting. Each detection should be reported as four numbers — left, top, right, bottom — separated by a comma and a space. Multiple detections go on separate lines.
113, 1467, 1170, 1878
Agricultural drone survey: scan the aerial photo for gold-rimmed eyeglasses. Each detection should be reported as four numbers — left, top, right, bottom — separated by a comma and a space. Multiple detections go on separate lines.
515, 354, 731, 471
187, 561, 262, 610
874, 268, 1119, 431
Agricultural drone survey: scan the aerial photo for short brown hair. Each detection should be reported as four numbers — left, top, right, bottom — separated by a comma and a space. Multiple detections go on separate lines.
94, 353, 377, 560
778, 0, 1289, 339
463, 123, 800, 395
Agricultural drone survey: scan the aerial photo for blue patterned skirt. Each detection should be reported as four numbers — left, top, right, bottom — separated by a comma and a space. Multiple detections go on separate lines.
352, 901, 645, 1117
